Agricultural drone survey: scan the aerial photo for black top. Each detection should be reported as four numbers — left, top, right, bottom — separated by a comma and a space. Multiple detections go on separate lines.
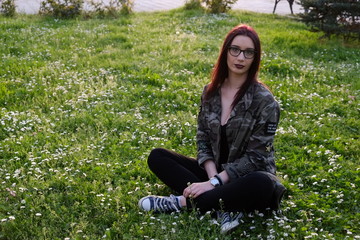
219, 124, 229, 165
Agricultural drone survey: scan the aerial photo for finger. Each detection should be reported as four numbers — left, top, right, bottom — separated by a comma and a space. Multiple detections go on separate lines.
183, 188, 191, 198
188, 190, 196, 199
192, 191, 199, 198
194, 187, 206, 198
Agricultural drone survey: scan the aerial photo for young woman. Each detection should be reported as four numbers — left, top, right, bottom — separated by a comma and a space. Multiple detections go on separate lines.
138, 24, 285, 234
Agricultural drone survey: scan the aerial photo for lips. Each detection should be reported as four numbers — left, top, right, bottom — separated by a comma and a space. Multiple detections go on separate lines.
235, 64, 245, 69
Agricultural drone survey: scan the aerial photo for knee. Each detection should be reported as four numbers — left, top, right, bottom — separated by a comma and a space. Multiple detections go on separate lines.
147, 148, 167, 168
241, 172, 275, 200
247, 172, 274, 189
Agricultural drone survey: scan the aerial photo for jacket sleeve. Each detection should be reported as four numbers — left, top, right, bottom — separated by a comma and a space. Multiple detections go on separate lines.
196, 86, 214, 166
222, 100, 280, 181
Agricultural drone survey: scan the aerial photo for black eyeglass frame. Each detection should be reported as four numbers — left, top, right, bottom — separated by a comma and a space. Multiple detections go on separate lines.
228, 46, 257, 59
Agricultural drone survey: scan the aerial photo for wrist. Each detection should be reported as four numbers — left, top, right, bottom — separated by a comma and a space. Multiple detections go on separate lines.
214, 174, 223, 186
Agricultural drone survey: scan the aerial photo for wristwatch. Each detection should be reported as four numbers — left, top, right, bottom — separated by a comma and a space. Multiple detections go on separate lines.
210, 177, 220, 187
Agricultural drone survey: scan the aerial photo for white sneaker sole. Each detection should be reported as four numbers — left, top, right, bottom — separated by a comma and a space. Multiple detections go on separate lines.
138, 196, 153, 211
220, 220, 240, 234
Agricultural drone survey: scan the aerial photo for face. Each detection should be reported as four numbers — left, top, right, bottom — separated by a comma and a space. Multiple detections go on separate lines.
226, 35, 255, 78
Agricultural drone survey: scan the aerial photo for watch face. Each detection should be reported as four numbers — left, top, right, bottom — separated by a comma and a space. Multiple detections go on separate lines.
210, 177, 220, 187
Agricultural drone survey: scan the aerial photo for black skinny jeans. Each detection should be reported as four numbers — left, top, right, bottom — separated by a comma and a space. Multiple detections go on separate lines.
148, 148, 276, 214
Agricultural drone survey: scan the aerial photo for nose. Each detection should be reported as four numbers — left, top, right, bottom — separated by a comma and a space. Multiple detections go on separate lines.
237, 52, 246, 60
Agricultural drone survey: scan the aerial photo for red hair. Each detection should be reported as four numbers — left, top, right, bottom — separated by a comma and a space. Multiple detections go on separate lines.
205, 24, 262, 108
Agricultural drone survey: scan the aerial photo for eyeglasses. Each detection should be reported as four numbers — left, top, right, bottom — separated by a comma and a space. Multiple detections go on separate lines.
228, 46, 256, 59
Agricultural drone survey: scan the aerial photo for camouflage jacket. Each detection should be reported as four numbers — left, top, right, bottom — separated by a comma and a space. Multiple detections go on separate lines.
197, 82, 280, 181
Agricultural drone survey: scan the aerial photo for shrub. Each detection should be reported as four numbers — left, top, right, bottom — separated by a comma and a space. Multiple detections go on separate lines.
202, 0, 238, 13
184, 0, 204, 10
87, 0, 122, 18
0, 0, 16, 17
118, 0, 133, 15
299, 0, 360, 40
39, 0, 84, 18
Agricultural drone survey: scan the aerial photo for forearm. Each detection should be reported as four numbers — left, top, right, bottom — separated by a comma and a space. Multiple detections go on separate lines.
203, 160, 230, 185
203, 159, 217, 179
217, 170, 230, 185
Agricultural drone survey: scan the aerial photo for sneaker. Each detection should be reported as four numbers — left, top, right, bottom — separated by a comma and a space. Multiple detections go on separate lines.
218, 211, 244, 234
138, 194, 181, 213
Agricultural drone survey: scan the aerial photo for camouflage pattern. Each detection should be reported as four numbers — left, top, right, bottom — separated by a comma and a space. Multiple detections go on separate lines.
197, 82, 280, 181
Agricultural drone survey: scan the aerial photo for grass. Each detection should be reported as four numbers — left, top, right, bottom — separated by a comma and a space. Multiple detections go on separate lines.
0, 8, 359, 240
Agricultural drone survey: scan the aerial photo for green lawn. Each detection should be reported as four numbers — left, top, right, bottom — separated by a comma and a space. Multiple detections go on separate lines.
0, 8, 359, 239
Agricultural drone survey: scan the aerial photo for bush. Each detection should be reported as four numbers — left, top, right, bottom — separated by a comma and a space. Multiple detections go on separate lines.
184, 0, 204, 10
39, 0, 84, 18
299, 0, 360, 40
0, 0, 16, 17
202, 0, 238, 13
87, 0, 122, 18
88, 0, 133, 16
118, 0, 133, 15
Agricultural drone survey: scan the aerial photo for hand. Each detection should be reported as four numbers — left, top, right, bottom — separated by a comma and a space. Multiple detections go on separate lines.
183, 181, 214, 199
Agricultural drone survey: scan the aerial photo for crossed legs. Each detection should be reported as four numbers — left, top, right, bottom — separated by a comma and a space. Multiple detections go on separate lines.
147, 148, 275, 214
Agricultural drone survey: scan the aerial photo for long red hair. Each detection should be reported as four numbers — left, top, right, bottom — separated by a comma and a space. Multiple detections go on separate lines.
205, 24, 262, 108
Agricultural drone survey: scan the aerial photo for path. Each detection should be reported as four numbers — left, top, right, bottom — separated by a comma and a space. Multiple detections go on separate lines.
15, 0, 303, 15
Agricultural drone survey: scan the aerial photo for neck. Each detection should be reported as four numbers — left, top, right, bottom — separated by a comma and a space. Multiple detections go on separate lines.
224, 72, 247, 90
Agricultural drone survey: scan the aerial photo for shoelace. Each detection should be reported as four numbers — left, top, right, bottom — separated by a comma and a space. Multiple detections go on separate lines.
218, 212, 232, 225
153, 195, 180, 213
232, 212, 244, 222
219, 212, 244, 225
